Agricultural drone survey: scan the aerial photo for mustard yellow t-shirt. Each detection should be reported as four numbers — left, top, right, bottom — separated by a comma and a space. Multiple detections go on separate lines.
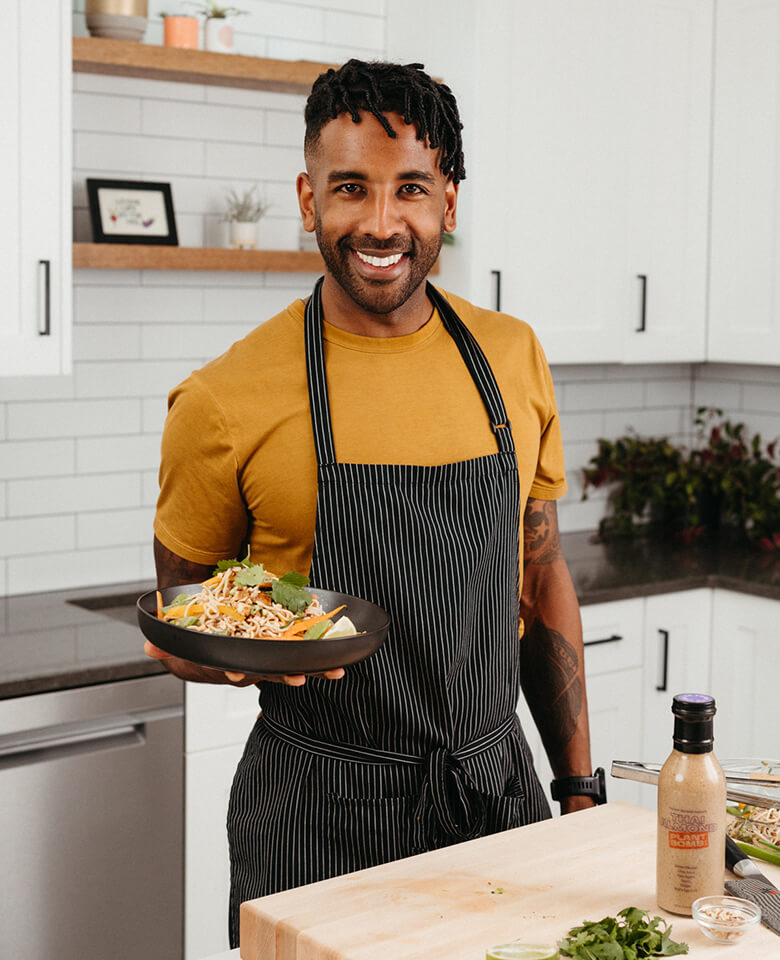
154, 288, 567, 586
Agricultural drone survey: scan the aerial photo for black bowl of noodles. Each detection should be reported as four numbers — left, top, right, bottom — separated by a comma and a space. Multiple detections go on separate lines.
137, 583, 390, 675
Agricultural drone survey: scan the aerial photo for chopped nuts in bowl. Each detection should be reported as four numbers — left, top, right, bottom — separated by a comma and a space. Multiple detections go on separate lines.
692, 896, 761, 944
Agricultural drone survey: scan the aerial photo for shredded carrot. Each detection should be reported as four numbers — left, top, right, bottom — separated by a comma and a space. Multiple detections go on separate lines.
201, 574, 223, 588
164, 603, 245, 621
282, 605, 346, 637
156, 590, 164, 618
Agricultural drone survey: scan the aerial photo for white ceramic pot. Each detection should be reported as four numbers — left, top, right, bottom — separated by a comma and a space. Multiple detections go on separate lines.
86, 0, 148, 41
230, 220, 258, 250
205, 17, 235, 54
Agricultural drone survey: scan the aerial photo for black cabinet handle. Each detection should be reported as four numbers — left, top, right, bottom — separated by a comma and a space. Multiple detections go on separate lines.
584, 633, 623, 647
38, 259, 51, 337
636, 273, 647, 332
491, 269, 501, 312
656, 628, 669, 691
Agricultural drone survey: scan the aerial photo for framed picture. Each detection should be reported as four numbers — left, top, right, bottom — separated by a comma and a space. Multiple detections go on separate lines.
86, 178, 179, 245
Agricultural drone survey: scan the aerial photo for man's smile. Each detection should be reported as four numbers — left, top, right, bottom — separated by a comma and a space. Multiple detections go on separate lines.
353, 250, 407, 268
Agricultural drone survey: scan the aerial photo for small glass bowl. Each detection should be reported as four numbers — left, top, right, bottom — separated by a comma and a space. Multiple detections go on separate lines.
692, 896, 761, 945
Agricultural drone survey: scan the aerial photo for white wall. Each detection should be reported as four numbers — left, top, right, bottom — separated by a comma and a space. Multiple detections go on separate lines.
0, 1, 778, 597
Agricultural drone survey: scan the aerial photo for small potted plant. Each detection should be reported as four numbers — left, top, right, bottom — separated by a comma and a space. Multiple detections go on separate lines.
161, 10, 199, 49
224, 186, 269, 250
187, 0, 247, 53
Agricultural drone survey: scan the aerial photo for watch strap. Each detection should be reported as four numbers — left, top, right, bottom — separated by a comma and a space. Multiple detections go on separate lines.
550, 767, 607, 804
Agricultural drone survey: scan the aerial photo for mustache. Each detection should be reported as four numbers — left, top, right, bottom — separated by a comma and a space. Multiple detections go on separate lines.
342, 235, 413, 254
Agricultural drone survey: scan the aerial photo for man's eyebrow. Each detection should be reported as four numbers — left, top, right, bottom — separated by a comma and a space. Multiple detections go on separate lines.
327, 170, 367, 184
398, 170, 437, 184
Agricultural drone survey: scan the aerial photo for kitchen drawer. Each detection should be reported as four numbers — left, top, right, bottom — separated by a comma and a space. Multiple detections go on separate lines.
581, 598, 644, 676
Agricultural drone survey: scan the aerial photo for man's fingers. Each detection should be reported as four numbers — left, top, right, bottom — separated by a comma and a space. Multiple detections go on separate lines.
144, 640, 172, 660
283, 674, 307, 686
224, 671, 246, 682
321, 668, 345, 679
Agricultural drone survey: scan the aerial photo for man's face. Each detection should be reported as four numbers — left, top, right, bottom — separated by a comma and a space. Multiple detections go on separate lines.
297, 111, 458, 317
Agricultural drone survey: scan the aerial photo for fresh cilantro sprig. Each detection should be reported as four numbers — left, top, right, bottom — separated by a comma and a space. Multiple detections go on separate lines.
558, 908, 688, 960
271, 571, 312, 614
213, 553, 253, 574
234, 563, 267, 587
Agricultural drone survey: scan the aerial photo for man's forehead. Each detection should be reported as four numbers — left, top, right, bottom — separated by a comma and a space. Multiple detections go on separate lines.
307, 110, 441, 171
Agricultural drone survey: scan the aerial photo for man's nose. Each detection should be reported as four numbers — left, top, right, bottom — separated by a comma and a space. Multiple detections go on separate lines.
358, 190, 404, 239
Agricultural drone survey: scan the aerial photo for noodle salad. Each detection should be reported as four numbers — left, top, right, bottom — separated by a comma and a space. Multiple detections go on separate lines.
727, 804, 780, 866
155, 557, 357, 641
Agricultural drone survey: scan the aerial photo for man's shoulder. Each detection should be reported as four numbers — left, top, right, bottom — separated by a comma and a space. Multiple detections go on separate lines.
437, 287, 541, 349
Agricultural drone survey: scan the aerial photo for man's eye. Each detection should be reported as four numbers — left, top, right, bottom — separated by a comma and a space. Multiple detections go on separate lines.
337, 183, 362, 194
400, 184, 426, 195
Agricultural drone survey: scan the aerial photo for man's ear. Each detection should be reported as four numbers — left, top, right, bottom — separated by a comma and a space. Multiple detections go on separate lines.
443, 179, 458, 233
297, 172, 316, 232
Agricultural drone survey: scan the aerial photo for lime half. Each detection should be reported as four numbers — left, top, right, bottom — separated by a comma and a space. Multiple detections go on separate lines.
486, 944, 558, 960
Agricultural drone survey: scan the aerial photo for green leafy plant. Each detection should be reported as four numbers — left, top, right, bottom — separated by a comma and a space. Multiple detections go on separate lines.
223, 186, 270, 223
582, 407, 780, 549
186, 0, 247, 17
558, 908, 688, 959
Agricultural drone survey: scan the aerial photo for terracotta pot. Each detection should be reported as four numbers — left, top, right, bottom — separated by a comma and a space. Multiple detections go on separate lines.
163, 15, 199, 49
205, 17, 235, 54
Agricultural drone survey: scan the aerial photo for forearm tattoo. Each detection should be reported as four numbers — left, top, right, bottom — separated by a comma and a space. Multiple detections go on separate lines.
153, 537, 214, 589
521, 616, 583, 749
523, 498, 561, 568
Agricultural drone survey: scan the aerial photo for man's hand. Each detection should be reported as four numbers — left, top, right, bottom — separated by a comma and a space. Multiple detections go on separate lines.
559, 795, 597, 815
144, 639, 345, 686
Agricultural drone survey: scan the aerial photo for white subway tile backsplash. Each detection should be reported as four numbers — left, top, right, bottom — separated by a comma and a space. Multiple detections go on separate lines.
76, 435, 161, 475
75, 72, 208, 104
74, 267, 143, 286
8, 474, 141, 518
7, 401, 140, 441
0, 375, 75, 403
142, 470, 160, 508
7, 546, 144, 596
75, 360, 198, 400
205, 141, 304, 181
142, 397, 167, 435
324, 9, 384, 50
73, 92, 142, 135
75, 285, 203, 325
0, 440, 75, 480
742, 382, 780, 413
75, 131, 206, 177
202, 285, 301, 324
692, 378, 742, 411
643, 378, 692, 408
266, 109, 306, 147
603, 406, 686, 440
77, 506, 155, 549
142, 99, 266, 144
563, 379, 644, 413
72, 325, 141, 362
141, 323, 257, 361
267, 37, 381, 62
246, 1, 326, 44
206, 88, 307, 113
0, 515, 75, 556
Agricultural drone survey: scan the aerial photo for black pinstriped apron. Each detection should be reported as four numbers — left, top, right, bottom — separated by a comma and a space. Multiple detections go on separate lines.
227, 279, 550, 946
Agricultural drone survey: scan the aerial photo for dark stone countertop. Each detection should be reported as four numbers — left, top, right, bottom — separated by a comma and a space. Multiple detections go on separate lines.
1, 533, 778, 700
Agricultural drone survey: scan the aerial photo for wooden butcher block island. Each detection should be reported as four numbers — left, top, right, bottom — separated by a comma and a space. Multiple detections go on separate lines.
239, 803, 780, 959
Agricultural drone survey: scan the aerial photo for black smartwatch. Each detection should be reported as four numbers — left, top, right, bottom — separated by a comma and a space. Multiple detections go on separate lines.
550, 767, 607, 805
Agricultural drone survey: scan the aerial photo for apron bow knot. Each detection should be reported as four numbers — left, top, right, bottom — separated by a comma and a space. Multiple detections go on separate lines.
416, 746, 487, 847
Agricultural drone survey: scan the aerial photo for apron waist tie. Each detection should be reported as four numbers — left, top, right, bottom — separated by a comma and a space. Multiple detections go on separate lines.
261, 713, 517, 846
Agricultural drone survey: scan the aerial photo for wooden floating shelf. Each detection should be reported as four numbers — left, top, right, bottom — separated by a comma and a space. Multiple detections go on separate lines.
72, 36, 334, 93
73, 243, 324, 272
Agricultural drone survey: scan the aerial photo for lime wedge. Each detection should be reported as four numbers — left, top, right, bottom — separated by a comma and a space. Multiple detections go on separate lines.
486, 944, 558, 960
322, 615, 358, 638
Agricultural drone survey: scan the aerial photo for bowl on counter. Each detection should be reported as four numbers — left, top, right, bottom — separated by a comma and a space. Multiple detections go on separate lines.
692, 895, 761, 945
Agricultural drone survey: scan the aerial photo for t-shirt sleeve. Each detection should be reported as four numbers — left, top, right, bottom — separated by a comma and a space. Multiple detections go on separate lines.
528, 336, 568, 501
154, 375, 248, 565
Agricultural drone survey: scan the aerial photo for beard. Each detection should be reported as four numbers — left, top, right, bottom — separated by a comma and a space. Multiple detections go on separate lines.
314, 217, 443, 315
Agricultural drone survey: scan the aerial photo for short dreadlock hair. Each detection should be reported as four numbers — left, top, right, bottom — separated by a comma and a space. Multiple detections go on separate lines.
304, 59, 466, 184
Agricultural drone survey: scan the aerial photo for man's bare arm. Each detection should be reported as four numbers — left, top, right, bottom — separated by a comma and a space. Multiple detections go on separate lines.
519, 498, 594, 813
148, 536, 344, 687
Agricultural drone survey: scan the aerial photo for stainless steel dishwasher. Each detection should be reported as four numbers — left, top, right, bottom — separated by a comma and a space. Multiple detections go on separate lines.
0, 674, 184, 959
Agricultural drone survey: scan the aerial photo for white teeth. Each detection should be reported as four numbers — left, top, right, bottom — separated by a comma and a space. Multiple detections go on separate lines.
355, 250, 404, 267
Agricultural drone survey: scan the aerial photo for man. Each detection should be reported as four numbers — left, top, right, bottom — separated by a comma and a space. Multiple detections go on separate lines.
148, 60, 600, 948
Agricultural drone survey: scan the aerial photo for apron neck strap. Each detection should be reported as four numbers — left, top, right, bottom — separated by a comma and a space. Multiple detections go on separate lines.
304, 277, 515, 467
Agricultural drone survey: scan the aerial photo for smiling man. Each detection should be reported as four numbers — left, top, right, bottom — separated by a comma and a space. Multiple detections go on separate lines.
150, 60, 599, 949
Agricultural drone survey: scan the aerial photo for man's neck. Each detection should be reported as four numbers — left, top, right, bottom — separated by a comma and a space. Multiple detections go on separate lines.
319, 275, 433, 338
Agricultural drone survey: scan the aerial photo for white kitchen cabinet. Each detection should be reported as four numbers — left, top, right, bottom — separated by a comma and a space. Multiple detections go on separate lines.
386, 0, 712, 365
708, 0, 780, 364
641, 588, 713, 765
185, 683, 259, 960
0, 0, 71, 376
709, 590, 780, 760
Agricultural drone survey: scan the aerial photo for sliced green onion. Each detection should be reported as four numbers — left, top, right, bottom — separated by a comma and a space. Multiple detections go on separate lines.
734, 838, 780, 867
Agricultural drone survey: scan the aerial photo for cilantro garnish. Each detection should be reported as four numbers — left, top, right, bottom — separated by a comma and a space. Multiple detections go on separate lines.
558, 908, 688, 959
234, 563, 267, 587
271, 571, 312, 614
213, 552, 253, 575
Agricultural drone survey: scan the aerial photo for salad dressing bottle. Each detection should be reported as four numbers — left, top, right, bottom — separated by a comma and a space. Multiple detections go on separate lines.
656, 693, 726, 915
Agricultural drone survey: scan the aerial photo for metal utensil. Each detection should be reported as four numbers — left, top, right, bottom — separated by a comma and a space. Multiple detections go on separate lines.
611, 760, 780, 810
724, 835, 780, 935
